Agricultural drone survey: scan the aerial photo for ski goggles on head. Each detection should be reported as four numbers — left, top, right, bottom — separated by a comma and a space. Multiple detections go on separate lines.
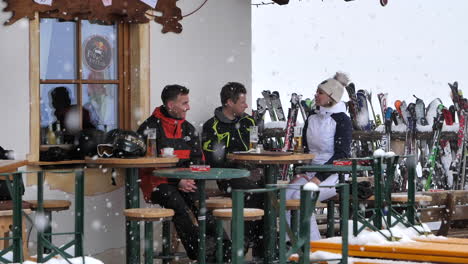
97, 144, 114, 158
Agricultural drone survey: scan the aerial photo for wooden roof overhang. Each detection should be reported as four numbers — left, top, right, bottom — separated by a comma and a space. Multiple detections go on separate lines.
2, 0, 184, 33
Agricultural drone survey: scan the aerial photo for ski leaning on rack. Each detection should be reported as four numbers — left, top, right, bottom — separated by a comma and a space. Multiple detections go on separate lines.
423, 104, 446, 191
345, 83, 360, 130
282, 93, 301, 152
356, 89, 372, 130
281, 94, 301, 179
448, 82, 468, 189
262, 90, 276, 122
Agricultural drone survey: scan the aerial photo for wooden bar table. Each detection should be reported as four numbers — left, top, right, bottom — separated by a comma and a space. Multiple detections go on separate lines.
85, 157, 178, 264
0, 160, 27, 262
155, 167, 250, 264
227, 152, 314, 263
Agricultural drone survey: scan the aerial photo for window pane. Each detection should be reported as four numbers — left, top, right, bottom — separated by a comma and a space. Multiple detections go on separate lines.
40, 19, 77, 79
82, 84, 118, 131
40, 84, 78, 144
81, 21, 118, 80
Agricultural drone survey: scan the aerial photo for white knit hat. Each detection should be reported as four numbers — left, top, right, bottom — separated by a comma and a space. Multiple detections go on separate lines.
318, 72, 350, 103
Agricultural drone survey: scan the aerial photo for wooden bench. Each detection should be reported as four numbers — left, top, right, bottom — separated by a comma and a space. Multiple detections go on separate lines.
419, 190, 468, 236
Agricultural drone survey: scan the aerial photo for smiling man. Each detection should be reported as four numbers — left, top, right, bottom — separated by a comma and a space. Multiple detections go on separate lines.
137, 84, 229, 261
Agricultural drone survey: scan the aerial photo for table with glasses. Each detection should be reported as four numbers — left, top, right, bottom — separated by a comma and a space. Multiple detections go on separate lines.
154, 167, 250, 264
85, 157, 178, 264
227, 152, 315, 263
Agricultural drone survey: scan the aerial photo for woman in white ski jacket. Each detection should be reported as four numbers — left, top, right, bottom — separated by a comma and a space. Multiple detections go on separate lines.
287, 72, 352, 241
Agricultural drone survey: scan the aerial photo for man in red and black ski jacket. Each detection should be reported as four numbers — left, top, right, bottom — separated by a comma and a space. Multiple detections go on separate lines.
202, 82, 264, 257
137, 84, 229, 261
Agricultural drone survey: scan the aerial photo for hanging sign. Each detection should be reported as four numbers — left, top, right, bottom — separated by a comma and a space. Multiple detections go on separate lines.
139, 0, 158, 8
34, 0, 53, 6
83, 35, 113, 72
102, 0, 112, 7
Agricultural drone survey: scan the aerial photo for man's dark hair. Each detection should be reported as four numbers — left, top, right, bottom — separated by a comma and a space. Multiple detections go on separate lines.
161, 84, 189, 105
220, 82, 247, 106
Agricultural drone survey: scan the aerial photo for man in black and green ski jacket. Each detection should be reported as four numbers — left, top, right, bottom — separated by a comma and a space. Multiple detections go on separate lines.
202, 82, 264, 257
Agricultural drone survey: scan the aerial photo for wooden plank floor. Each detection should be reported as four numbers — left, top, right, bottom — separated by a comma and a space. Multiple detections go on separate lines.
310, 240, 468, 263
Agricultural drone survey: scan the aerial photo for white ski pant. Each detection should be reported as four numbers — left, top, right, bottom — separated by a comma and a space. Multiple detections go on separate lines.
285, 173, 339, 241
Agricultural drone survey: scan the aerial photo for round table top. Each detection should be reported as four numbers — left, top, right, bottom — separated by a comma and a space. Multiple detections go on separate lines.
154, 167, 250, 180
227, 153, 315, 165
85, 157, 179, 168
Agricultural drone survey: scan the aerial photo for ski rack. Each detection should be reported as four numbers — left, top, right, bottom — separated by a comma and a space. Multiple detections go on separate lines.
297, 154, 425, 242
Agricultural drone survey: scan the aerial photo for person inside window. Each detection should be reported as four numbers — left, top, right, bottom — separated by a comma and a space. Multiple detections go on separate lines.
50, 86, 95, 143
202, 82, 264, 258
137, 84, 230, 261
286, 72, 352, 241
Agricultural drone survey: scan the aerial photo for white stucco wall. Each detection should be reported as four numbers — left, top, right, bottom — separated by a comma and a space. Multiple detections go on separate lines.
149, 0, 252, 130
0, 4, 30, 159
0, 0, 251, 263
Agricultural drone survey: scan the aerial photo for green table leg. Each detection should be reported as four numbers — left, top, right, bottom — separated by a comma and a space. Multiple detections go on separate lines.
264, 165, 277, 263
352, 160, 358, 236
232, 191, 244, 264
162, 220, 171, 264
299, 188, 312, 264
374, 158, 383, 229
340, 184, 349, 264
75, 170, 84, 257
197, 179, 206, 264
144, 221, 153, 264
126, 168, 140, 264
37, 171, 45, 263
13, 172, 23, 263
215, 219, 224, 264
407, 156, 416, 225
326, 200, 335, 238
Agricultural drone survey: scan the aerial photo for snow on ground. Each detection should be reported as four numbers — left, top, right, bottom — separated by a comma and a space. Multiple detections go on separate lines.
293, 220, 444, 263
2, 255, 104, 264
323, 220, 436, 246
22, 257, 104, 264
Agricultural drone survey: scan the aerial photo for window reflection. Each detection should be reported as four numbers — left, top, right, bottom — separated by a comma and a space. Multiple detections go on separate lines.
82, 84, 118, 131
40, 19, 76, 79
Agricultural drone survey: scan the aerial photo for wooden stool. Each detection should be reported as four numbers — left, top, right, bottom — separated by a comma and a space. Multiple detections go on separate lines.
124, 208, 175, 264
212, 208, 264, 264
27, 200, 71, 253
206, 197, 232, 209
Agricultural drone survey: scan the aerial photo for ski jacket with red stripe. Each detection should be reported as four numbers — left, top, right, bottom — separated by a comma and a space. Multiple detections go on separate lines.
137, 106, 203, 202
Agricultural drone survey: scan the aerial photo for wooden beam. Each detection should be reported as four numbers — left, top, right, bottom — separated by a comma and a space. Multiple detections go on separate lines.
129, 23, 150, 131
28, 12, 40, 162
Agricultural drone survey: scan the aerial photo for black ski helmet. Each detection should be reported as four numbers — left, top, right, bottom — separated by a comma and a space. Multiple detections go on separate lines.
112, 130, 146, 158
77, 129, 106, 158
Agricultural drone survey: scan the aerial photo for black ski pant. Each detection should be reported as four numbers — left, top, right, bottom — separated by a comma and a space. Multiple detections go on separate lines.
151, 183, 230, 260
217, 177, 265, 257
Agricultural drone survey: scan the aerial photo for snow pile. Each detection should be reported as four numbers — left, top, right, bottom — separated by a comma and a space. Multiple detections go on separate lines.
323, 220, 434, 246
3, 256, 104, 264
303, 182, 319, 191
373, 149, 386, 157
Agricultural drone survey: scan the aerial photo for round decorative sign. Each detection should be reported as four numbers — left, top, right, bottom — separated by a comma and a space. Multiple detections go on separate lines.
83, 35, 112, 72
